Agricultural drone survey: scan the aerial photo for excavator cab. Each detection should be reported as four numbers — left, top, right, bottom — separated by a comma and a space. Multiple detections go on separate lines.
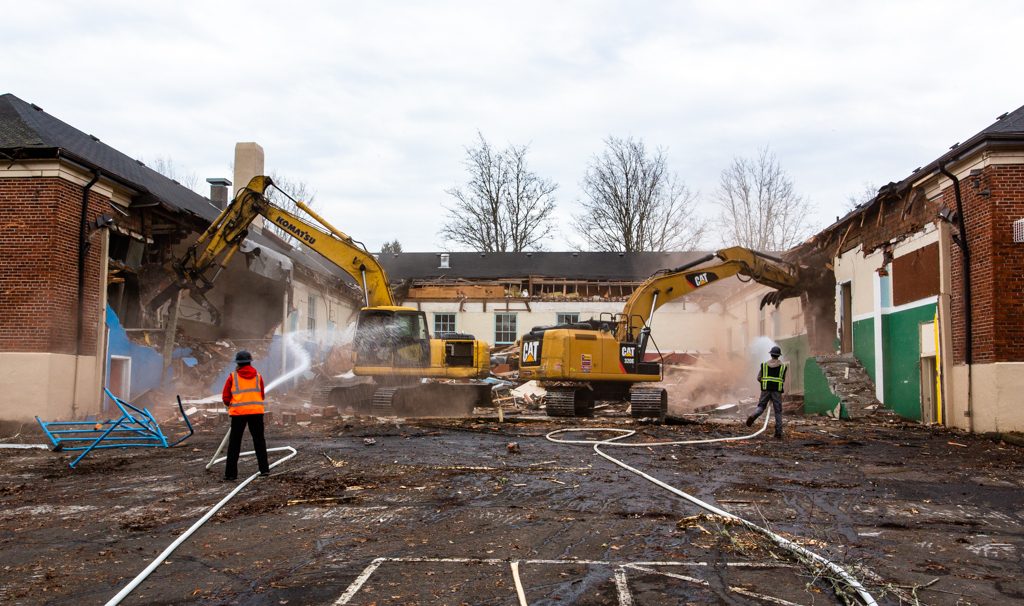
354, 307, 431, 368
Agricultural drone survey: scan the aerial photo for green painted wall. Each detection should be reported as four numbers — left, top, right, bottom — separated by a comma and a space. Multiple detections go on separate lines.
881, 303, 936, 421
804, 359, 843, 417
776, 334, 808, 393
852, 317, 876, 381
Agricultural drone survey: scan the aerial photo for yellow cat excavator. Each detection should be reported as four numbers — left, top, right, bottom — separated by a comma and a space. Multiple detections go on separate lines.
517, 247, 801, 421
150, 176, 491, 416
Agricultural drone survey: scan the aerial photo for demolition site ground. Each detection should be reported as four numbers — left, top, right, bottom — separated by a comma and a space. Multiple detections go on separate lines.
1, 411, 1023, 606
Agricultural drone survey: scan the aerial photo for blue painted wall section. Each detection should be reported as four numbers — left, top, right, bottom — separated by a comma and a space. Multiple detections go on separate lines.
104, 306, 164, 405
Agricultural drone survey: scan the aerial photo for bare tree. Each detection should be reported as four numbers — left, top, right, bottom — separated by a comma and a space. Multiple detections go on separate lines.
440, 132, 558, 252
572, 136, 705, 252
380, 239, 403, 254
264, 171, 316, 241
149, 155, 199, 192
846, 181, 878, 211
713, 147, 814, 251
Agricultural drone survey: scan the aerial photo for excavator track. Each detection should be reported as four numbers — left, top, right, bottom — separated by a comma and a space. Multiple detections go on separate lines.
545, 386, 595, 418
371, 387, 400, 416
630, 387, 667, 423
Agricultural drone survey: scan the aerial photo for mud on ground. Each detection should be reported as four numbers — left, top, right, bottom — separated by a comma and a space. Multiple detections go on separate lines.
1, 411, 1022, 605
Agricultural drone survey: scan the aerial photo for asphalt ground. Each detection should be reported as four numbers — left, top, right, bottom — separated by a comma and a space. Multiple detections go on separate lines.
1, 411, 1022, 605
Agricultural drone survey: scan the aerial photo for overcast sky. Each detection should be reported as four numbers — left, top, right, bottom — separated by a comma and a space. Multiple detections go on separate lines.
5, 1, 1023, 251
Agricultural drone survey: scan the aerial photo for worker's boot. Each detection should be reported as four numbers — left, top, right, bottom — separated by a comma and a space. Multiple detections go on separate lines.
745, 415, 756, 427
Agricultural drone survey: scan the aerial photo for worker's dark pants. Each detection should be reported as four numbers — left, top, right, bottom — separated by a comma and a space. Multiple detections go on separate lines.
752, 391, 783, 437
225, 413, 269, 479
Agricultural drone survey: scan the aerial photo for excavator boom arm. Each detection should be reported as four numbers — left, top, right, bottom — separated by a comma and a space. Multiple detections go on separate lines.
152, 176, 393, 320
618, 246, 799, 340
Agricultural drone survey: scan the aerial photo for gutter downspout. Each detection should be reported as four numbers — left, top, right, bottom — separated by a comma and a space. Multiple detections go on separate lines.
72, 169, 101, 418
937, 162, 973, 432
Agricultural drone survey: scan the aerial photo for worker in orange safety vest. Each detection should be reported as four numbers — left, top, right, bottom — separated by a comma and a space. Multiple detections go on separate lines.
221, 350, 270, 480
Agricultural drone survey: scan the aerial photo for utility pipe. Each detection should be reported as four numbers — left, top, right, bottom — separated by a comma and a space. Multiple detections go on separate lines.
105, 446, 298, 606
71, 170, 101, 418
937, 162, 973, 432
547, 419, 878, 606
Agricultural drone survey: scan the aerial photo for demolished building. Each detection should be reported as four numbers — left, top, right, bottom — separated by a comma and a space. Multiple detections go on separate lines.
793, 104, 1024, 432
0, 94, 358, 421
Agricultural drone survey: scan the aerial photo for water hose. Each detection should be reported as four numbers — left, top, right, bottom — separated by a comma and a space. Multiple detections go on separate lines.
105, 446, 298, 606
546, 416, 878, 606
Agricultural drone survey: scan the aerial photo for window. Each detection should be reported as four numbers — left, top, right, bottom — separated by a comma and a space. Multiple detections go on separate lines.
494, 313, 517, 345
556, 312, 579, 325
434, 312, 456, 335
307, 295, 317, 332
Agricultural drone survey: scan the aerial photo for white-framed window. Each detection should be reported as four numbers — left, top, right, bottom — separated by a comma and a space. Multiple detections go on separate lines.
307, 295, 317, 332
434, 312, 456, 335
494, 312, 517, 345
556, 312, 579, 325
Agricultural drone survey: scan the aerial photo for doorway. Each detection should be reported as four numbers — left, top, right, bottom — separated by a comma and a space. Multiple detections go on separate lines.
109, 356, 132, 401
920, 356, 937, 424
839, 282, 853, 353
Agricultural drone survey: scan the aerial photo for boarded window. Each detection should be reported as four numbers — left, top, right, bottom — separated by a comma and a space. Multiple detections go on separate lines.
892, 242, 940, 306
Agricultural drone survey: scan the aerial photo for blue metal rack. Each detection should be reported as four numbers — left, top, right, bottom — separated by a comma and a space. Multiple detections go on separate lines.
35, 390, 194, 468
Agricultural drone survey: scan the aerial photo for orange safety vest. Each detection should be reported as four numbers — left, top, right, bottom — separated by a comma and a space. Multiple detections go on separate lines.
228, 370, 265, 416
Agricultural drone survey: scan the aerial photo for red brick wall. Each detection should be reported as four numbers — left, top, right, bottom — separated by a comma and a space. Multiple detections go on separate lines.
0, 176, 108, 354
950, 164, 1024, 364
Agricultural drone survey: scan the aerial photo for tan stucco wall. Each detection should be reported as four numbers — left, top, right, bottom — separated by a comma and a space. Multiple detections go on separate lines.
834, 245, 880, 319
0, 353, 101, 421
949, 363, 1024, 433
409, 300, 728, 352
291, 281, 359, 342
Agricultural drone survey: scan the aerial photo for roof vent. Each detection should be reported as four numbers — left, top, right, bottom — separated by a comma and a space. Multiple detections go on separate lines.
949, 142, 960, 150
439, 253, 450, 269
526, 252, 532, 257
30, 103, 43, 111
1014, 218, 1024, 243
88, 134, 100, 142
572, 252, 579, 257
997, 112, 1009, 120
618, 252, 624, 257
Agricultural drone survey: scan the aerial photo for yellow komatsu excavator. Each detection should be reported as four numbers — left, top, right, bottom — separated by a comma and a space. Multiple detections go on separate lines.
150, 176, 492, 416
517, 247, 801, 421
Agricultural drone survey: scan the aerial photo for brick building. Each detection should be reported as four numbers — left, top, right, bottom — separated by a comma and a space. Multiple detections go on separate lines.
796, 104, 1024, 432
0, 94, 356, 421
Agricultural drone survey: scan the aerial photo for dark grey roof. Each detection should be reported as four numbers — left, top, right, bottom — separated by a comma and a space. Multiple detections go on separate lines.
0, 93, 348, 281
379, 251, 713, 282
0, 93, 222, 221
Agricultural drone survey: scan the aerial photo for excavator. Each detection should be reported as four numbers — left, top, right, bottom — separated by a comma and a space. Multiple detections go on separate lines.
517, 247, 801, 421
149, 176, 492, 416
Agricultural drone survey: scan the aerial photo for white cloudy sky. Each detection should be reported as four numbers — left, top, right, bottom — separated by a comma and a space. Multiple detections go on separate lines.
5, 1, 1023, 251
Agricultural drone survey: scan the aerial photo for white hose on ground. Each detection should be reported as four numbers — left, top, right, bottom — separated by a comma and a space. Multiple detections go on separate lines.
105, 445, 298, 606
0, 443, 49, 449
546, 415, 878, 606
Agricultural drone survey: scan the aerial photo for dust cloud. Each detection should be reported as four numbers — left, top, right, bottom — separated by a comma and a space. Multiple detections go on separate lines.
663, 336, 779, 415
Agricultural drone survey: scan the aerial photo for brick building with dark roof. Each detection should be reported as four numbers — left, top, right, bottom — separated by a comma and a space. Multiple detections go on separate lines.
0, 93, 357, 420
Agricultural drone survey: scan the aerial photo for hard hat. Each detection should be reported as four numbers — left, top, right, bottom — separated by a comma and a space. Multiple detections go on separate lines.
235, 350, 253, 364
769, 346, 782, 357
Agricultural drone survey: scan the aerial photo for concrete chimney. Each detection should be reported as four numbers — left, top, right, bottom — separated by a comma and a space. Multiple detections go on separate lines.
206, 177, 232, 209
234, 142, 265, 229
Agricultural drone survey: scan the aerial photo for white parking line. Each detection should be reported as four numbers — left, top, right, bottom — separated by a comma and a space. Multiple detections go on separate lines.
331, 556, 798, 606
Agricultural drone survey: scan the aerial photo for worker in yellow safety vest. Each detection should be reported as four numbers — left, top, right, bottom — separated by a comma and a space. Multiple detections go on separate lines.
221, 350, 270, 480
746, 345, 787, 439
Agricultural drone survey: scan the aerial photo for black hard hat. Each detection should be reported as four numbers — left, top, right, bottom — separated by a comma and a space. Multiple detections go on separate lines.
235, 350, 253, 364
769, 346, 782, 357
